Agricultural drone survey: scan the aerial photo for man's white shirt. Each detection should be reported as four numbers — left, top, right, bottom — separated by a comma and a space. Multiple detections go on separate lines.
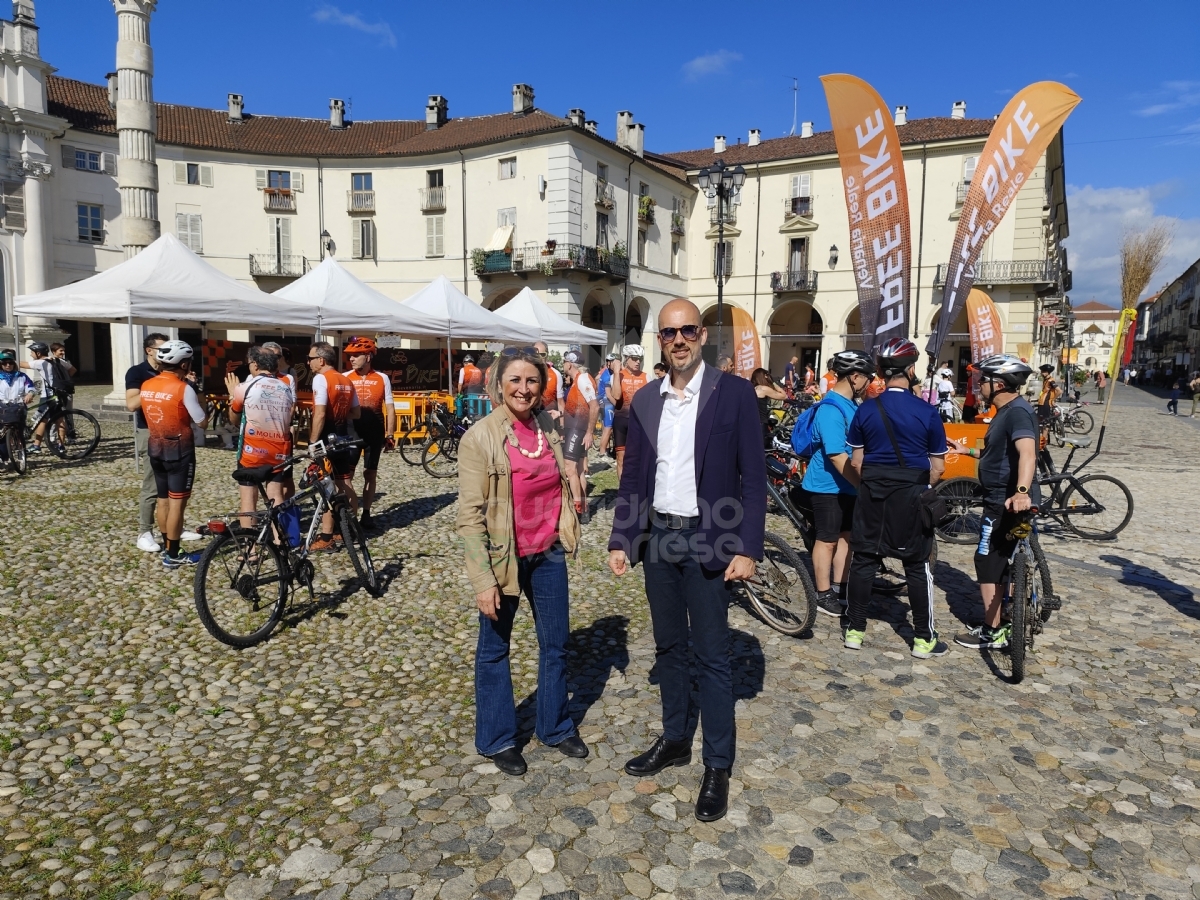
653, 362, 705, 517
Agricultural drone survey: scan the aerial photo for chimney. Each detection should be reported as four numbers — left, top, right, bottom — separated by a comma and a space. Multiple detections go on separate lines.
425, 94, 448, 130
801, 121, 813, 138
628, 122, 645, 158
714, 135, 726, 153
894, 105, 907, 126
616, 110, 634, 147
748, 128, 761, 146
227, 92, 243, 121
568, 108, 585, 128
106, 72, 118, 109
584, 120, 598, 135
952, 100, 967, 119
512, 83, 534, 116
13, 0, 34, 25
329, 98, 345, 129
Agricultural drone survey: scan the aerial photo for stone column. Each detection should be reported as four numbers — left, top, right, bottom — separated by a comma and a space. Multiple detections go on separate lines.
107, 0, 159, 402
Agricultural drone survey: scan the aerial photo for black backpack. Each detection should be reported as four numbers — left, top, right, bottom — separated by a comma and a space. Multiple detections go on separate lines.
48, 357, 75, 396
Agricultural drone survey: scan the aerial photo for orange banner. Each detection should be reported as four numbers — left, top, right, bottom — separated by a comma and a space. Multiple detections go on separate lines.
821, 74, 912, 354
965, 288, 1003, 361
729, 307, 762, 379
927, 82, 1081, 362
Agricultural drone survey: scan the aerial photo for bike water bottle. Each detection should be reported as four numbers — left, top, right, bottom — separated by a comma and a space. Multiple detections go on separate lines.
280, 503, 302, 548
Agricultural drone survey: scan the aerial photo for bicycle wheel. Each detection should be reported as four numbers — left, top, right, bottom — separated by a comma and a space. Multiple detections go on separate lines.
194, 529, 288, 648
399, 422, 438, 466
338, 505, 381, 596
422, 433, 459, 478
1060, 474, 1133, 540
48, 409, 101, 460
935, 477, 985, 544
1009, 547, 1030, 684
3, 425, 26, 476
741, 532, 817, 636
1066, 409, 1094, 434
1030, 532, 1056, 623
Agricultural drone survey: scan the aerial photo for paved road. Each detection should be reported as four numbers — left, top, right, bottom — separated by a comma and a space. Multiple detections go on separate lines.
1, 384, 1197, 900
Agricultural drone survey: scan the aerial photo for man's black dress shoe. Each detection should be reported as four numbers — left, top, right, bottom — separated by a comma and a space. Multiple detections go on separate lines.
624, 736, 691, 776
695, 766, 730, 822
489, 747, 527, 776
552, 735, 589, 759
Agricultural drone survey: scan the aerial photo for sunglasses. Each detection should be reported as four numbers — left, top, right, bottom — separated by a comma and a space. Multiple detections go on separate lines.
307, 355, 322, 361
658, 325, 702, 343
500, 346, 540, 357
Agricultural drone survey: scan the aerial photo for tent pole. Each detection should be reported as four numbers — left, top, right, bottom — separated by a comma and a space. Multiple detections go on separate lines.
129, 314, 139, 474
10, 313, 17, 359
200, 322, 208, 394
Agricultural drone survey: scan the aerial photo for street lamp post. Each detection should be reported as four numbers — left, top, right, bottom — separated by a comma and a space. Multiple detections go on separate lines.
697, 160, 745, 358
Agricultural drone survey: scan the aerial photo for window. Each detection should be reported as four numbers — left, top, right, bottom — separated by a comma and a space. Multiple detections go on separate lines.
76, 149, 101, 172
174, 162, 212, 186
637, 230, 647, 266
352, 173, 373, 192
596, 212, 609, 249
427, 170, 443, 188
497, 207, 517, 243
256, 169, 303, 191
597, 163, 608, 183
353, 218, 375, 259
671, 239, 679, 275
61, 145, 115, 175
499, 157, 517, 180
77, 204, 103, 243
426, 216, 444, 257
712, 240, 733, 279
790, 173, 811, 199
963, 156, 977, 183
639, 182, 649, 198
267, 170, 291, 190
789, 238, 808, 273
176, 213, 203, 253
268, 217, 292, 263
1, 180, 25, 232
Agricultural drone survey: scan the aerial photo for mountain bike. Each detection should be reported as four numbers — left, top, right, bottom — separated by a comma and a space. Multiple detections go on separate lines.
422, 403, 474, 478
737, 531, 817, 636
398, 404, 445, 466
1005, 512, 1052, 683
24, 395, 101, 460
0, 402, 28, 475
193, 437, 380, 647
1060, 402, 1094, 435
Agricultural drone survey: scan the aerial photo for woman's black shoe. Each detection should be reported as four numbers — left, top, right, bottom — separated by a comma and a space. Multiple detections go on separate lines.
624, 736, 691, 776
552, 735, 589, 759
695, 766, 730, 821
489, 747, 527, 776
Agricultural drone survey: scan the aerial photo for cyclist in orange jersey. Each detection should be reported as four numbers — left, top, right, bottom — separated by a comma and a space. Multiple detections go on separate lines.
607, 345, 648, 482
534, 341, 565, 427
560, 351, 600, 524
344, 337, 395, 530
226, 345, 295, 529
307, 341, 361, 550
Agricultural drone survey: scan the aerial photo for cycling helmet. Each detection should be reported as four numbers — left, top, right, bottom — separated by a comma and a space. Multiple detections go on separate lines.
874, 338, 920, 378
155, 339, 194, 366
1038, 363, 1055, 374
463, 355, 475, 364
0, 349, 16, 363
622, 344, 644, 359
345, 337, 377, 355
978, 354, 1033, 389
27, 341, 49, 355
829, 349, 875, 378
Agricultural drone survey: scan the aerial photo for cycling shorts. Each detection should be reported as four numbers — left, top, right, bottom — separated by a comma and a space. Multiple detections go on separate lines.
562, 417, 589, 462
329, 444, 361, 480
612, 412, 631, 450
150, 453, 196, 500
808, 492, 856, 542
602, 404, 615, 429
974, 500, 1020, 583
356, 416, 386, 472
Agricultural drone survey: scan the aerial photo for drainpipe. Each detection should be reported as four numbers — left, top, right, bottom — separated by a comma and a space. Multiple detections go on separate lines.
623, 157, 634, 338
316, 156, 325, 260
752, 164, 762, 352
459, 150, 468, 295
913, 143, 927, 341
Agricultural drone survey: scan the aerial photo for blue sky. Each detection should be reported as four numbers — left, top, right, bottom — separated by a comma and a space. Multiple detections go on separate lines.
39, 0, 1200, 306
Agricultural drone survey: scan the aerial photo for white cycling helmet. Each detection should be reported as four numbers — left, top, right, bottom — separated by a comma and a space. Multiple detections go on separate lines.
622, 344, 644, 359
155, 339, 194, 366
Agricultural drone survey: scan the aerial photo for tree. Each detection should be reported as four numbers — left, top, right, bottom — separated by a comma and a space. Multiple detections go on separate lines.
1119, 223, 1173, 309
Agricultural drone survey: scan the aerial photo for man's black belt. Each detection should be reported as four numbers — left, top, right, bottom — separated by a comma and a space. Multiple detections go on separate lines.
651, 510, 701, 530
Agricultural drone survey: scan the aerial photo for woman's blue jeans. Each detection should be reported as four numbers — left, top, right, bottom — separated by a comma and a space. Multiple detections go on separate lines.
474, 546, 575, 757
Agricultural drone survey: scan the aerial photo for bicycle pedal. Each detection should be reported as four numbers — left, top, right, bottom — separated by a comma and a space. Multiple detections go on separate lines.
1042, 594, 1062, 611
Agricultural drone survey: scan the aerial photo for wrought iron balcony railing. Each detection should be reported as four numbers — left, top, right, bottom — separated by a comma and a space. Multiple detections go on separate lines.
347, 190, 375, 213
420, 186, 446, 211
263, 188, 295, 212
934, 259, 1060, 288
474, 242, 629, 281
770, 269, 818, 293
709, 205, 736, 226
956, 181, 970, 204
783, 196, 813, 218
249, 253, 307, 277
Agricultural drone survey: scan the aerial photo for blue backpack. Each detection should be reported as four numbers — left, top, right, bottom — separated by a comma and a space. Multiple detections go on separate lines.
790, 398, 850, 459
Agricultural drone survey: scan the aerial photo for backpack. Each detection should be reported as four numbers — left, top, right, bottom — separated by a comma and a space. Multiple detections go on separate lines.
48, 357, 75, 396
790, 397, 850, 459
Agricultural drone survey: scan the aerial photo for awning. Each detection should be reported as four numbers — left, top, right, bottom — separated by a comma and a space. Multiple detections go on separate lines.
484, 225, 514, 253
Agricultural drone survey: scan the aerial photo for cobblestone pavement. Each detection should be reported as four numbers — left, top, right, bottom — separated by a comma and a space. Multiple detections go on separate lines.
1, 384, 1198, 900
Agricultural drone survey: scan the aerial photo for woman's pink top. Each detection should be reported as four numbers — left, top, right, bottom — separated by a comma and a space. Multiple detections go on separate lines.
505, 416, 562, 557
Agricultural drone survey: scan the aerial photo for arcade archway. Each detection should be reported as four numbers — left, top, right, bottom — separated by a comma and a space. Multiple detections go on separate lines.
767, 300, 823, 378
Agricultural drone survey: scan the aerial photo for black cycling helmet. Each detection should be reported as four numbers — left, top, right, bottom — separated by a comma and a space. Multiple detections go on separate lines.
875, 338, 920, 378
978, 354, 1034, 390
830, 349, 875, 378
27, 341, 49, 355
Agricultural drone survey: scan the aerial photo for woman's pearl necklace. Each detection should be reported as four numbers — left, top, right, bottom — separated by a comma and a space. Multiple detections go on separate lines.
514, 421, 545, 459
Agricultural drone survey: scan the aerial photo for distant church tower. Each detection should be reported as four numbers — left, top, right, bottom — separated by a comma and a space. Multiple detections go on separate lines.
112, 0, 159, 258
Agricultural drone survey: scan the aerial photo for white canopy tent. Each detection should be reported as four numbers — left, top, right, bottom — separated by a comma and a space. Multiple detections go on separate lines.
274, 256, 447, 336
491, 286, 608, 346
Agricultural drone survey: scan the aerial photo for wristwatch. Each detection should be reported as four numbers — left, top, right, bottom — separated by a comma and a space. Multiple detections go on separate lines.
1016, 485, 1029, 494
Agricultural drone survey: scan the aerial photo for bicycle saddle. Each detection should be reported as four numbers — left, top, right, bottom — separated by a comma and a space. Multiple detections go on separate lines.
1064, 436, 1092, 448
231, 464, 282, 485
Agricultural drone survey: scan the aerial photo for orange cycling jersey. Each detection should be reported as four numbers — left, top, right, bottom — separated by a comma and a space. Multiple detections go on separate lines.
231, 374, 295, 468
460, 363, 484, 394
344, 368, 394, 424
140, 372, 205, 459
614, 369, 648, 412
564, 371, 598, 420
822, 371, 837, 394
541, 366, 564, 410
313, 369, 359, 431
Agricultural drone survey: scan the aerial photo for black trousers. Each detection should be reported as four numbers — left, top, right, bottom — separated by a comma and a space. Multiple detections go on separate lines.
845, 551, 936, 643
641, 524, 735, 770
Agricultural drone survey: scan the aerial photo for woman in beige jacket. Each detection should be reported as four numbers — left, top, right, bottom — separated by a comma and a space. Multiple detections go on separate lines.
456, 347, 584, 776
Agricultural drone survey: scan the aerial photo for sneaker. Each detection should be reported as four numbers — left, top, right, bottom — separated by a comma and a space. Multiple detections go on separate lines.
843, 628, 864, 650
27, 444, 41, 454
162, 551, 202, 569
816, 590, 845, 618
954, 625, 1009, 649
912, 637, 950, 658
136, 531, 162, 553
309, 536, 337, 552
180, 529, 202, 542
359, 511, 374, 530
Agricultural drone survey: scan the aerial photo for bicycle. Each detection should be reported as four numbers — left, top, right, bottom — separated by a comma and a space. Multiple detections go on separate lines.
398, 404, 445, 467
737, 531, 817, 636
1059, 402, 1094, 435
0, 402, 28, 475
193, 436, 380, 648
24, 394, 101, 460
1004, 513, 1053, 683
422, 403, 473, 479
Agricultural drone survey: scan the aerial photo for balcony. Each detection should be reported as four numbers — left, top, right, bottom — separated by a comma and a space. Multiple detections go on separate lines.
473, 242, 629, 282
709, 205, 736, 226
595, 181, 615, 209
783, 196, 813, 219
347, 190, 375, 213
934, 259, 1060, 288
637, 196, 656, 225
420, 186, 446, 211
956, 181, 970, 204
771, 270, 818, 293
670, 212, 685, 235
263, 188, 295, 212
250, 253, 307, 278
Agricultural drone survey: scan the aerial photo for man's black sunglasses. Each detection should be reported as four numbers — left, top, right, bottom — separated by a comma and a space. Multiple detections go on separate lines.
658, 324, 702, 343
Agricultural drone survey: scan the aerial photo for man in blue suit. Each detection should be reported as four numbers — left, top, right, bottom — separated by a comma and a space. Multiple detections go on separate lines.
607, 298, 766, 822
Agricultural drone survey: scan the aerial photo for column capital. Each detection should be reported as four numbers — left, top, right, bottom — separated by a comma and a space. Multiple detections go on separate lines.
10, 157, 51, 179
111, 0, 157, 16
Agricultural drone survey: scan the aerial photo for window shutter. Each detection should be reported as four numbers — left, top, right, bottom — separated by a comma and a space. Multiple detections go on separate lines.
176, 212, 188, 245
61, 145, 76, 169
352, 221, 362, 258
435, 217, 443, 256
255, 169, 267, 190
2, 181, 25, 231
175, 162, 188, 184
963, 156, 977, 183
101, 152, 116, 175
292, 172, 304, 192
190, 214, 203, 254
199, 165, 213, 187
799, 173, 811, 197
426, 216, 444, 256
370, 220, 377, 261
280, 217, 292, 258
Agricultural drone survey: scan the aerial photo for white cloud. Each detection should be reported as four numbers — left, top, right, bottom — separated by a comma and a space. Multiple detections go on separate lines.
312, 4, 396, 47
1134, 80, 1200, 117
1064, 184, 1200, 306
682, 50, 741, 82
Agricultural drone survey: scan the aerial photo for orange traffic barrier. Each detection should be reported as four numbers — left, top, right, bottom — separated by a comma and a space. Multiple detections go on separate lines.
943, 423, 989, 479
